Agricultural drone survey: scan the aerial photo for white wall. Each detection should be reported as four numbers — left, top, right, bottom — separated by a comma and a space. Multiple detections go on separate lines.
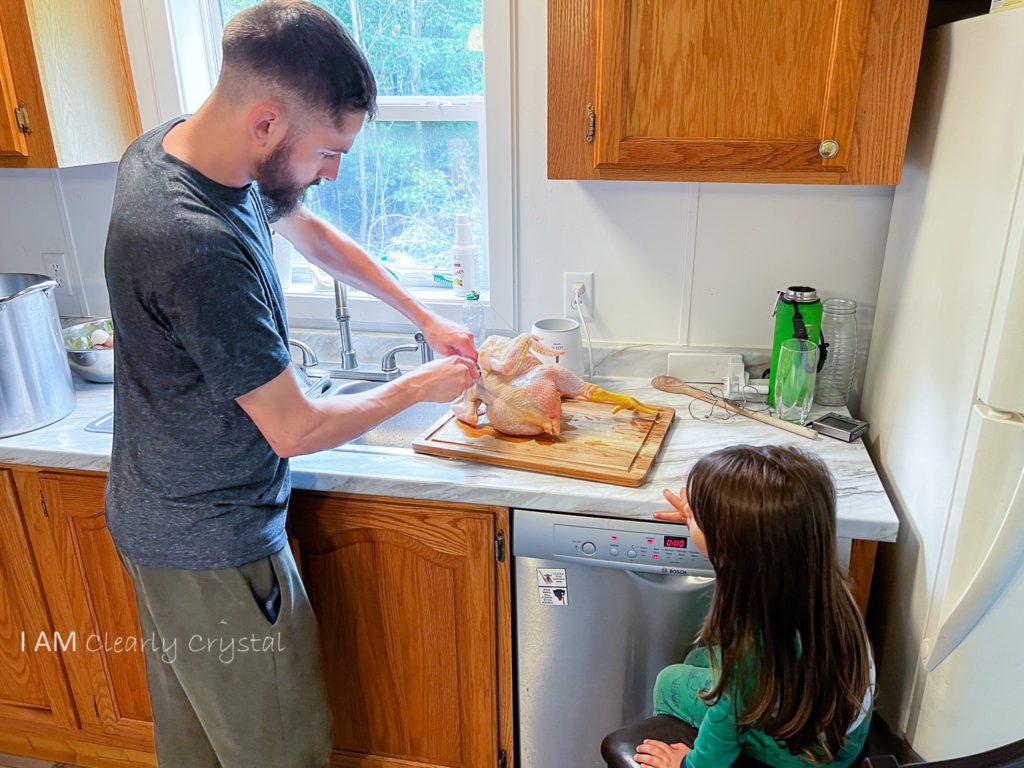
515, 3, 895, 352
0, 163, 117, 318
0, 3, 896, 365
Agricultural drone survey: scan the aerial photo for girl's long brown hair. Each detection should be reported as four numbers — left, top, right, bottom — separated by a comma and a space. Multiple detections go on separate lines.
687, 445, 872, 762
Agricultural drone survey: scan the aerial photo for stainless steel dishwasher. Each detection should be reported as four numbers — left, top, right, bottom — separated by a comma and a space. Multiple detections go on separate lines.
513, 508, 716, 768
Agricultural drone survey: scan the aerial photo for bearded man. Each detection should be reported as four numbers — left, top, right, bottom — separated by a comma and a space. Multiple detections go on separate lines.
103, 2, 478, 766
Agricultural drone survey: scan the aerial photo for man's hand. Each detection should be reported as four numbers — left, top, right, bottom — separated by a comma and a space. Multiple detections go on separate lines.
403, 355, 480, 403
655, 487, 692, 524
420, 313, 478, 361
635, 739, 690, 768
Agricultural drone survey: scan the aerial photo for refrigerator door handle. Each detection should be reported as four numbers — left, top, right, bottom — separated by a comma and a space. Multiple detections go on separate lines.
924, 463, 1024, 671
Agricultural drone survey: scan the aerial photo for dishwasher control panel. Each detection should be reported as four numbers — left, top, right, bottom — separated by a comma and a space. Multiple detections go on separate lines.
552, 522, 714, 576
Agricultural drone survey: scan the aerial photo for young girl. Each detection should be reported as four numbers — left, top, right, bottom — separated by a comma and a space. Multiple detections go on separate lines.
634, 445, 875, 768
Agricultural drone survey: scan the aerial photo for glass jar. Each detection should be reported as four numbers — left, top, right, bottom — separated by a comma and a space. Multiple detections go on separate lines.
814, 298, 858, 406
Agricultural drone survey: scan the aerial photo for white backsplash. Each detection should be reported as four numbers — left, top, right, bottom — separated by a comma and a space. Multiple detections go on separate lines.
288, 327, 774, 390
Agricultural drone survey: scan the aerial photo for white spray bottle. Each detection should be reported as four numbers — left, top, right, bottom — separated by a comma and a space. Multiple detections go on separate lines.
451, 213, 478, 298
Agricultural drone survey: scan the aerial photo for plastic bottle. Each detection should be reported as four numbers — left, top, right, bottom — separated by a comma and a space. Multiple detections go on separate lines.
451, 213, 478, 298
814, 297, 858, 406
768, 286, 823, 407
462, 291, 485, 345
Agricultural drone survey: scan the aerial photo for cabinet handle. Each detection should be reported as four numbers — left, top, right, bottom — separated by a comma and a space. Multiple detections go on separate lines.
15, 101, 31, 134
819, 139, 839, 159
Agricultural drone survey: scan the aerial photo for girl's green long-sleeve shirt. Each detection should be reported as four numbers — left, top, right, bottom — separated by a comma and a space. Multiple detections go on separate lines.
654, 645, 873, 768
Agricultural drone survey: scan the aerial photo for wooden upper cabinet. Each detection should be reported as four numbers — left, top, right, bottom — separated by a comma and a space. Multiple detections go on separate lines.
0, 15, 29, 160
0, 0, 141, 168
549, 0, 930, 184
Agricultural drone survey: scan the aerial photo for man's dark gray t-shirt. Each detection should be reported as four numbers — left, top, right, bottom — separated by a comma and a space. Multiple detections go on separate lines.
105, 118, 293, 570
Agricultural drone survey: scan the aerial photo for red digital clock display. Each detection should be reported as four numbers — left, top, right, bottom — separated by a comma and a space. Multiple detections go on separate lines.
663, 536, 688, 549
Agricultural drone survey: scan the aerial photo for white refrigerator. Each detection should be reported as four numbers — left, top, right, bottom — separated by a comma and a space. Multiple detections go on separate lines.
860, 10, 1024, 760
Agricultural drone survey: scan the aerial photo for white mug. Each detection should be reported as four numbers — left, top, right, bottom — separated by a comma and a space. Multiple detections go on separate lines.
530, 318, 584, 376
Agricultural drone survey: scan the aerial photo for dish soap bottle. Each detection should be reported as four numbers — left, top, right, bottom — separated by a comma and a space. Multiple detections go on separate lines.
451, 213, 477, 298
462, 291, 485, 345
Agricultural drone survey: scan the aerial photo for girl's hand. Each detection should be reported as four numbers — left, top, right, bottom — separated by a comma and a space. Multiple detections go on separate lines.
634, 739, 691, 767
655, 488, 692, 524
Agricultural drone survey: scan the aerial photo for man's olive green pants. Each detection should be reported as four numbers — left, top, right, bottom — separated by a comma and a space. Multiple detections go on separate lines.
119, 545, 332, 768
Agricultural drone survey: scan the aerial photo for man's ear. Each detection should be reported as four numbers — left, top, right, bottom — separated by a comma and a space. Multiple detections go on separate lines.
249, 102, 288, 147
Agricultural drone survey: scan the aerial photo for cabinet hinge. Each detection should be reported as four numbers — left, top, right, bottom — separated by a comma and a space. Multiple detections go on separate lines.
498, 748, 508, 768
585, 102, 595, 143
494, 530, 506, 563
39, 492, 49, 518
15, 101, 31, 134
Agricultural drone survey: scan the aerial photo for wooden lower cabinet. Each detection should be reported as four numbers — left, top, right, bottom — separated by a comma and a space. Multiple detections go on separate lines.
27, 470, 154, 745
0, 470, 77, 732
0, 466, 513, 768
287, 491, 514, 768
0, 466, 154, 767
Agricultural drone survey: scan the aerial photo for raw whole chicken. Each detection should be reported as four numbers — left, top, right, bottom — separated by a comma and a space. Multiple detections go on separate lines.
452, 334, 656, 436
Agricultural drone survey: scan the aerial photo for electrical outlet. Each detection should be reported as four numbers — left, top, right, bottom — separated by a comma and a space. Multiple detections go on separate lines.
42, 253, 73, 297
563, 271, 594, 319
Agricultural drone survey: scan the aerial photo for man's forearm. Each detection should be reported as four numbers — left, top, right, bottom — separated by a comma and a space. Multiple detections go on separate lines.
292, 376, 424, 455
275, 207, 433, 328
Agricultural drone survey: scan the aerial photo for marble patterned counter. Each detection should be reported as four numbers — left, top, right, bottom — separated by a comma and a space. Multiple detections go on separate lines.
0, 376, 897, 542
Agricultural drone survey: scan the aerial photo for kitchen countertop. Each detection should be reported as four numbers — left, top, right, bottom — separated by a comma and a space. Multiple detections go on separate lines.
0, 377, 897, 542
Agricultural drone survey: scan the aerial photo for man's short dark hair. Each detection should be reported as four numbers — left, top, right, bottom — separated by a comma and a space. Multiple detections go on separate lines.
221, 0, 377, 123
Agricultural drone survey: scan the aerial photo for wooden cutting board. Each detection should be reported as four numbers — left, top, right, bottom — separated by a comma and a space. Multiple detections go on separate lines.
412, 400, 676, 487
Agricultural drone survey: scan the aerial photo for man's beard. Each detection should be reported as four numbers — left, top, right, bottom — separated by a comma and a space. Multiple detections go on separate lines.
254, 138, 319, 221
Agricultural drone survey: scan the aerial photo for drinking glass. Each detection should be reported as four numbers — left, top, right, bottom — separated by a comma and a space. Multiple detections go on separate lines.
774, 338, 819, 424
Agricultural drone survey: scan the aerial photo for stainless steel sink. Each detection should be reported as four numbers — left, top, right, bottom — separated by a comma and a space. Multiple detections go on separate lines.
317, 379, 452, 450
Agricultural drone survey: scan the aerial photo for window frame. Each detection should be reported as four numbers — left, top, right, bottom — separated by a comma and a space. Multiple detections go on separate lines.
199, 0, 517, 334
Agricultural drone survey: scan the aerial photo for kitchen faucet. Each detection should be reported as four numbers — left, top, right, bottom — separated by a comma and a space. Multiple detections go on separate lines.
288, 339, 319, 370
311, 278, 433, 382
334, 279, 359, 370
381, 333, 434, 379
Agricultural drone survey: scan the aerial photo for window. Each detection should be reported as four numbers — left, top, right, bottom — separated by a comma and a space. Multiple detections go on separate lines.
212, 0, 515, 332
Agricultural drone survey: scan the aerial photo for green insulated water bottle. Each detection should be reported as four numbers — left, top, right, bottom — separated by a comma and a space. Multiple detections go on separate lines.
768, 286, 824, 408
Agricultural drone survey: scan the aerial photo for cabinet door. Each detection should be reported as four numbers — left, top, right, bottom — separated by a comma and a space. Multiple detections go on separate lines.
0, 470, 76, 730
0, 0, 56, 166
21, 471, 153, 747
287, 493, 511, 768
0, 0, 139, 168
549, 0, 928, 184
0, 15, 29, 158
